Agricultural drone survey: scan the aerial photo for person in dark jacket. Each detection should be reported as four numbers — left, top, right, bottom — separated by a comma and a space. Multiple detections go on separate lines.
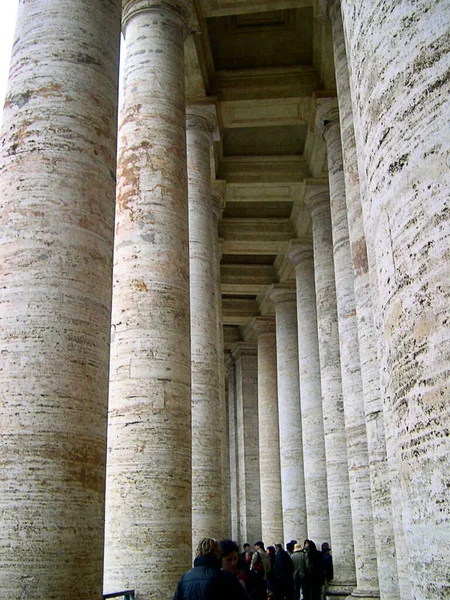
173, 537, 250, 600
303, 540, 325, 600
273, 543, 294, 600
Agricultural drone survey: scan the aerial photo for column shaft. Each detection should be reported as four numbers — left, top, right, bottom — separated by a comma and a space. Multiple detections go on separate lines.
288, 244, 330, 544
341, 2, 450, 597
318, 100, 379, 597
305, 189, 356, 597
0, 1, 121, 598
328, 3, 400, 597
232, 343, 262, 545
252, 317, 284, 545
270, 287, 307, 544
227, 357, 240, 543
187, 107, 221, 543
104, 3, 191, 597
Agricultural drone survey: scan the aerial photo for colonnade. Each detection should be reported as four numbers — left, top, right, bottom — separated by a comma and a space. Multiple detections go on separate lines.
0, 1, 448, 599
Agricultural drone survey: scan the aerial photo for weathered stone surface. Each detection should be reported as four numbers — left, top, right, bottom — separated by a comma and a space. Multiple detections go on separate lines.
340, 1, 450, 597
231, 342, 262, 546
317, 98, 379, 598
288, 242, 330, 545
304, 188, 356, 597
212, 181, 229, 537
270, 285, 307, 543
249, 316, 284, 545
187, 105, 222, 544
327, 3, 400, 597
226, 355, 240, 542
0, 1, 121, 598
104, 2, 192, 597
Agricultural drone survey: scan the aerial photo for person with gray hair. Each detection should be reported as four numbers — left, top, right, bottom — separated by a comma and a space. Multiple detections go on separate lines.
173, 537, 250, 600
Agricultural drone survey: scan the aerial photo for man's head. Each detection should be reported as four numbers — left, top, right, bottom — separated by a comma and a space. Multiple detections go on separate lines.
321, 542, 331, 554
220, 539, 239, 573
243, 543, 250, 552
195, 537, 221, 559
254, 541, 265, 551
293, 543, 303, 553
275, 543, 283, 552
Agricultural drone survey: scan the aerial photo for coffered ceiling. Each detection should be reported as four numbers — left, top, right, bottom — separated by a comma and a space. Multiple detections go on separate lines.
188, 0, 335, 346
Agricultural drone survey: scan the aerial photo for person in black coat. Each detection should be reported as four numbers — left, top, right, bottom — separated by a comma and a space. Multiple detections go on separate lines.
173, 537, 250, 600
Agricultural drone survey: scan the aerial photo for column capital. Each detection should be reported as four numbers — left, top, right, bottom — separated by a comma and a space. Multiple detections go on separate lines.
123, 0, 194, 35
315, 97, 340, 141
269, 283, 297, 305
304, 184, 330, 216
186, 103, 220, 142
245, 315, 277, 340
287, 240, 314, 268
231, 341, 257, 361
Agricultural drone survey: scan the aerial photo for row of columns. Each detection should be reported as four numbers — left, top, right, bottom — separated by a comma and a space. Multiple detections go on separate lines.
0, 0, 448, 599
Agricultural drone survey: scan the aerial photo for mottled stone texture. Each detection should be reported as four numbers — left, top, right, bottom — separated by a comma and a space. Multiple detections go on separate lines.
305, 189, 356, 597
0, 1, 121, 598
227, 356, 240, 543
270, 286, 307, 544
327, 3, 400, 597
212, 182, 229, 537
340, 1, 450, 597
104, 2, 191, 598
187, 107, 222, 544
232, 343, 262, 546
288, 243, 330, 545
317, 100, 379, 598
251, 316, 284, 545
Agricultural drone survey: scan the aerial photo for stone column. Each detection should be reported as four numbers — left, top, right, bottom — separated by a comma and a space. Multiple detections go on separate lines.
227, 355, 240, 543
340, 2, 450, 597
305, 187, 356, 598
270, 285, 307, 544
249, 316, 284, 546
288, 242, 330, 545
187, 105, 222, 544
327, 3, 401, 597
104, 2, 191, 597
212, 181, 229, 538
0, 1, 121, 598
317, 100, 379, 598
231, 342, 262, 546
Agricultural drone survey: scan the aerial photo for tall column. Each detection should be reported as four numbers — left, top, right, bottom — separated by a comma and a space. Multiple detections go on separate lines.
249, 316, 284, 546
104, 2, 191, 597
227, 355, 240, 542
0, 2, 121, 598
317, 100, 379, 598
327, 3, 401, 597
187, 105, 222, 543
270, 285, 307, 544
212, 181, 230, 538
288, 242, 330, 544
305, 188, 356, 598
340, 2, 450, 597
232, 342, 262, 546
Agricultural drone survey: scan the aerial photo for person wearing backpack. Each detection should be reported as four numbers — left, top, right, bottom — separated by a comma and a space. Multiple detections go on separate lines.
249, 541, 271, 599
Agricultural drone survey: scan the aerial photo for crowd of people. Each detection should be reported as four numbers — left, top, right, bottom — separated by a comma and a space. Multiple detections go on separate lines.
173, 536, 333, 600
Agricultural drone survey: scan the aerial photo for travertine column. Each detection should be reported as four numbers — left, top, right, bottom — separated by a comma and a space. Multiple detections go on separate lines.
340, 2, 450, 597
270, 285, 307, 544
249, 316, 284, 545
317, 99, 379, 598
0, 2, 121, 598
288, 242, 330, 544
212, 181, 229, 538
327, 3, 400, 597
187, 105, 222, 543
227, 355, 240, 543
104, 2, 191, 597
305, 188, 356, 598
231, 342, 262, 545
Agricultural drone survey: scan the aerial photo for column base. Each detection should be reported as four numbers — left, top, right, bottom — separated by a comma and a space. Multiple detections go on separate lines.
346, 591, 380, 599
325, 581, 355, 599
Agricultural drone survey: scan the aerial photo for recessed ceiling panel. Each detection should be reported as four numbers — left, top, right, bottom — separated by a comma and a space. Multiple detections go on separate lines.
207, 8, 314, 70
222, 124, 308, 156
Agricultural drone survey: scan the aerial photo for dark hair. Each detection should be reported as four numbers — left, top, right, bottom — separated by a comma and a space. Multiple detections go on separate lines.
275, 543, 283, 551
255, 541, 265, 550
267, 545, 276, 557
308, 540, 317, 552
220, 539, 239, 558
243, 543, 250, 549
